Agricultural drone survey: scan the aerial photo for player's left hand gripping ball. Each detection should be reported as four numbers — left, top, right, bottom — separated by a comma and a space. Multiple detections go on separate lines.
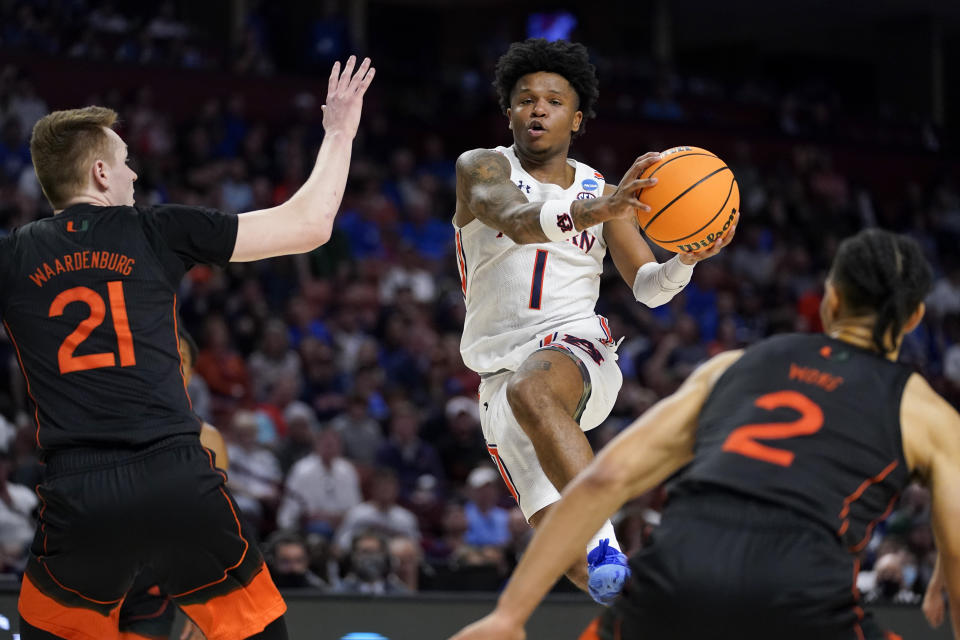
587, 538, 631, 606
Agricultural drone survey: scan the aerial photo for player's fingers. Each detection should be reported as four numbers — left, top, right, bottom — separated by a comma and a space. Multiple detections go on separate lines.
338, 55, 357, 91
357, 66, 376, 95
327, 61, 341, 97
622, 178, 655, 196
350, 57, 372, 91
723, 223, 737, 245
684, 234, 725, 261
627, 152, 662, 178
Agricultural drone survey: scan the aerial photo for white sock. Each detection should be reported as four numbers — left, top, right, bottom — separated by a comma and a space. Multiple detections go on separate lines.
587, 519, 620, 554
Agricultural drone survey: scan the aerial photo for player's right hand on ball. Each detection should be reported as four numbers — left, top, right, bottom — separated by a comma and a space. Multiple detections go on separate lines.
322, 55, 376, 139
608, 152, 661, 217
572, 152, 661, 228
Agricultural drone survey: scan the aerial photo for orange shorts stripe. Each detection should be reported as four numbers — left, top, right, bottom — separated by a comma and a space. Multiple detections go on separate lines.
486, 444, 520, 505
578, 617, 602, 640
19, 573, 124, 640
178, 565, 286, 640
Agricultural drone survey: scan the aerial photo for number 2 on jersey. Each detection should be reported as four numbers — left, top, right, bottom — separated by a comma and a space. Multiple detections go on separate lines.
48, 281, 136, 375
722, 390, 823, 467
529, 249, 549, 310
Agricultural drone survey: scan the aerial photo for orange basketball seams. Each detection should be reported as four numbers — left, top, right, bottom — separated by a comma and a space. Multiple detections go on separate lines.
636, 146, 740, 253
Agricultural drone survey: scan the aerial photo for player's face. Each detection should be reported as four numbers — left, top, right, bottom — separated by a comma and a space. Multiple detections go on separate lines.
104, 128, 137, 206
507, 72, 583, 153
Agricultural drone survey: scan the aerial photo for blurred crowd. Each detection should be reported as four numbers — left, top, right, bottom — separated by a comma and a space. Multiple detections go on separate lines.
1, 1, 958, 604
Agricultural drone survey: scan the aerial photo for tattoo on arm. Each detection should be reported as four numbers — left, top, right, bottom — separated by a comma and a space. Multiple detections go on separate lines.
456, 149, 549, 243
570, 198, 611, 231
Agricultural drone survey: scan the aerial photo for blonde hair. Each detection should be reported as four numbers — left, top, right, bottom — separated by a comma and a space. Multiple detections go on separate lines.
29, 106, 118, 209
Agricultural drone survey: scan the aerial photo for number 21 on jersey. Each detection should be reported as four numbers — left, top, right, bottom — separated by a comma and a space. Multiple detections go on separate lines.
49, 281, 136, 375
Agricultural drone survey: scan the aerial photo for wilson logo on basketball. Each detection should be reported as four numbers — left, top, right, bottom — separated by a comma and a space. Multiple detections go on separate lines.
675, 208, 737, 253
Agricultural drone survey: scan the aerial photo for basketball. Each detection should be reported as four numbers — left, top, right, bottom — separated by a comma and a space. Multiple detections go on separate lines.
636, 146, 739, 253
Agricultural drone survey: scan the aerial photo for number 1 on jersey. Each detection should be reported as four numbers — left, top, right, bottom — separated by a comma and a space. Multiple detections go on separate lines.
529, 249, 549, 310
48, 281, 136, 375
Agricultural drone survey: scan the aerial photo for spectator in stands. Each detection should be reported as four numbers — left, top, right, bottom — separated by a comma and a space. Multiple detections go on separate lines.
375, 401, 445, 499
424, 503, 470, 564
463, 466, 510, 547
864, 552, 921, 605
225, 409, 282, 531
331, 393, 384, 467
0, 446, 35, 573
389, 535, 425, 592
277, 401, 319, 473
277, 425, 361, 537
334, 468, 420, 552
335, 531, 409, 595
195, 315, 252, 424
264, 531, 326, 589
503, 507, 532, 568
437, 396, 487, 487
926, 262, 960, 318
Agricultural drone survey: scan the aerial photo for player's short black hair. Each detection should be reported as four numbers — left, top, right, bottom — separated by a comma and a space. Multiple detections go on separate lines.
494, 38, 598, 137
830, 229, 932, 355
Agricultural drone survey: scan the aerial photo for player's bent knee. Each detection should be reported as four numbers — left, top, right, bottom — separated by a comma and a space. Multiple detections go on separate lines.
505, 373, 543, 420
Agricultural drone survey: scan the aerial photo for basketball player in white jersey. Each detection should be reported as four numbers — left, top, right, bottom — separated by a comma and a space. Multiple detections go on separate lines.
453, 38, 737, 604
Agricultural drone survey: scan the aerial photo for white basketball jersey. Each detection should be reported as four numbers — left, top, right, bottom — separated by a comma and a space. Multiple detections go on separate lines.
455, 145, 608, 373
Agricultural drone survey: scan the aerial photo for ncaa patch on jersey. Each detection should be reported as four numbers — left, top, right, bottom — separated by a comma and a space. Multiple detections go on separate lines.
577, 192, 597, 200
581, 178, 599, 192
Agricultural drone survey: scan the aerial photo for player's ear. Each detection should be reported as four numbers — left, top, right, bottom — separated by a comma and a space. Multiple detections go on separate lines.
506, 108, 513, 130
92, 159, 109, 191
572, 110, 583, 133
820, 279, 840, 330
903, 302, 925, 335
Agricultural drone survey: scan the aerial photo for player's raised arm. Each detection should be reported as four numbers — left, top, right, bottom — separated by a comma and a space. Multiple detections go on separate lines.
449, 349, 743, 640
455, 149, 660, 245
231, 56, 375, 262
604, 185, 738, 308
901, 374, 960, 639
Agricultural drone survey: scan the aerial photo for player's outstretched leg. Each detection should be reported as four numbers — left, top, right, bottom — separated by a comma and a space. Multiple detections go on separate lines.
507, 347, 629, 602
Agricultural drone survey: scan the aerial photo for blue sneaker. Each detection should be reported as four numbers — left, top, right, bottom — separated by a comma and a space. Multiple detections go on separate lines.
587, 538, 630, 606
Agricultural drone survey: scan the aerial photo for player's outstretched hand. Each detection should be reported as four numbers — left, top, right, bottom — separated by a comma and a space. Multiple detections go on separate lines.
448, 613, 525, 640
572, 152, 661, 229
922, 580, 946, 628
678, 211, 739, 265
321, 55, 376, 139
608, 152, 662, 217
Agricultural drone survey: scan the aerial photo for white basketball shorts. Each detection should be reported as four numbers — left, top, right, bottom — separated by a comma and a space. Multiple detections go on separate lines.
477, 315, 623, 521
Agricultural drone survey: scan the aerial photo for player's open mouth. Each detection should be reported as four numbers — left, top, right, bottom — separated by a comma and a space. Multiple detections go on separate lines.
528, 122, 546, 137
